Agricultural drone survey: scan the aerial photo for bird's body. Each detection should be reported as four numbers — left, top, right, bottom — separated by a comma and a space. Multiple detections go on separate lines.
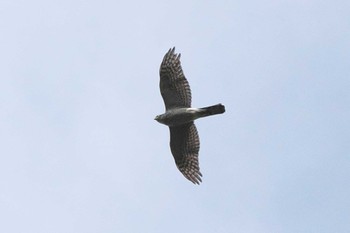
155, 47, 225, 184
155, 104, 225, 127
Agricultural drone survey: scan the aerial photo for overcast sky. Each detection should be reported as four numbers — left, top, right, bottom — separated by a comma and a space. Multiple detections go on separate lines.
1, 1, 349, 232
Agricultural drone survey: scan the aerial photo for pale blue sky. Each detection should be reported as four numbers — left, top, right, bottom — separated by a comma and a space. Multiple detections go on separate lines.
1, 1, 349, 232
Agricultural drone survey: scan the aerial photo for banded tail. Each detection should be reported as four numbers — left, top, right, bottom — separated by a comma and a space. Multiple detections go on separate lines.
199, 103, 225, 117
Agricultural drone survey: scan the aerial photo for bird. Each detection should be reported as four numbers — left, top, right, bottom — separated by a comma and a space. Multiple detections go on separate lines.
155, 47, 225, 184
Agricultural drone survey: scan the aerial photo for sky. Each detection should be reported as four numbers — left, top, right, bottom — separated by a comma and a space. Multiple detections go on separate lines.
1, 0, 349, 232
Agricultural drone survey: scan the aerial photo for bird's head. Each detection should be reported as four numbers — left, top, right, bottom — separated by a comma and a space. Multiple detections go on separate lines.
154, 115, 161, 122
154, 114, 166, 124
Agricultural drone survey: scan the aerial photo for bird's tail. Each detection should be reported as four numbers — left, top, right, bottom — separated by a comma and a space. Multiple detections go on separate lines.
199, 104, 225, 117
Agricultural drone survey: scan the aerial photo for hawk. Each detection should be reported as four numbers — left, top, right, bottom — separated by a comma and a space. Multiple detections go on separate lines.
155, 47, 225, 184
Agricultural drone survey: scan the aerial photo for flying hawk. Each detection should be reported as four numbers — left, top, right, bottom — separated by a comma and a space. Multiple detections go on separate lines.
155, 47, 225, 184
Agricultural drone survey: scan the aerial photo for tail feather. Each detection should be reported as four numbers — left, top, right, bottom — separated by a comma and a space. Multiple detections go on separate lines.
200, 104, 225, 117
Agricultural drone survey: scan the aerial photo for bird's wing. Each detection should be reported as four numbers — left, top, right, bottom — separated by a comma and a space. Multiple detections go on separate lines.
159, 47, 192, 110
169, 123, 202, 184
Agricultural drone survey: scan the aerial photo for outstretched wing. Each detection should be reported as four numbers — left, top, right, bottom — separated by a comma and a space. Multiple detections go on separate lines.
159, 47, 192, 110
169, 123, 202, 184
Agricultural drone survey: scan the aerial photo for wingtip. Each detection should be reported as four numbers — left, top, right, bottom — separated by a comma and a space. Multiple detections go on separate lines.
193, 177, 202, 185
165, 47, 176, 56
188, 172, 203, 185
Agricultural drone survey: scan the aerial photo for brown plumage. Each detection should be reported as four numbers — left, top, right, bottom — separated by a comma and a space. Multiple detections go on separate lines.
155, 47, 225, 184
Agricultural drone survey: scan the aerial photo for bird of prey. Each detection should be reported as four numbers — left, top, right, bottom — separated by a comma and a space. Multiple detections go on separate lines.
155, 47, 225, 184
